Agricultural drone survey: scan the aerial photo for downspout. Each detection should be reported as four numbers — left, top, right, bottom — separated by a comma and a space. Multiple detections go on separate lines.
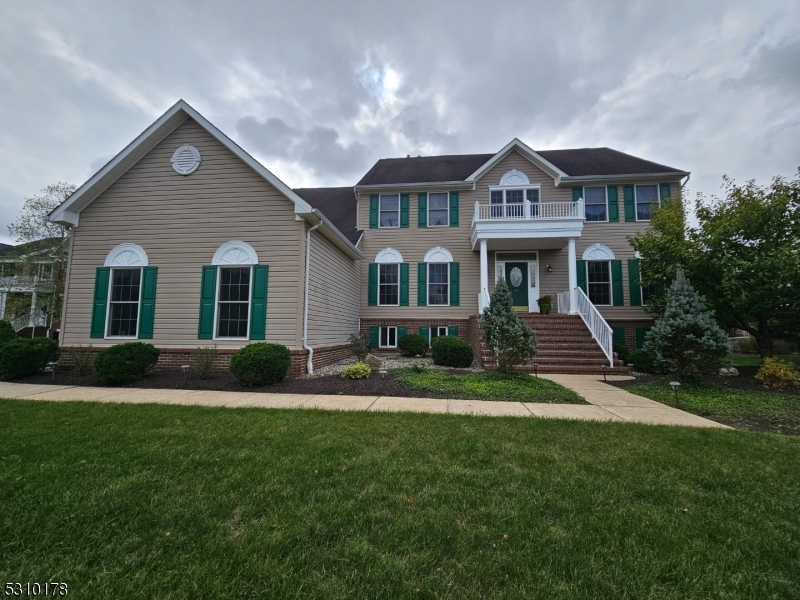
303, 221, 323, 375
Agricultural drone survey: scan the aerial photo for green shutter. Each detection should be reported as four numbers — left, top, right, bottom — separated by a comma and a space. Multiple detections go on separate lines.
628, 260, 641, 307
90, 267, 110, 338
249, 265, 268, 340
198, 266, 217, 339
449, 262, 460, 306
400, 193, 410, 228
400, 263, 409, 306
623, 185, 635, 222
635, 327, 648, 349
369, 195, 379, 229
397, 326, 407, 340
607, 186, 619, 222
419, 326, 429, 344
447, 326, 458, 337
368, 263, 378, 306
417, 263, 427, 306
576, 260, 587, 294
659, 183, 671, 207
418, 193, 427, 228
613, 326, 626, 348
138, 266, 158, 339
449, 191, 459, 227
369, 326, 379, 349
611, 260, 624, 306
572, 187, 582, 203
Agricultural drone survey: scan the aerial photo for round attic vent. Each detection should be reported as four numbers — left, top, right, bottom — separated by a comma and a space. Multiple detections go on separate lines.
171, 144, 201, 175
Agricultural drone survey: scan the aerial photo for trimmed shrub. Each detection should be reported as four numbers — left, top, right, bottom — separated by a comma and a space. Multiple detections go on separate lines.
398, 333, 428, 357
627, 348, 667, 374
755, 358, 800, 389
644, 276, 728, 380
431, 335, 474, 368
229, 343, 290, 386
190, 345, 216, 380
537, 295, 553, 314
0, 337, 60, 380
613, 344, 630, 365
0, 320, 17, 343
93, 342, 160, 385
480, 278, 537, 372
341, 362, 372, 379
348, 332, 370, 361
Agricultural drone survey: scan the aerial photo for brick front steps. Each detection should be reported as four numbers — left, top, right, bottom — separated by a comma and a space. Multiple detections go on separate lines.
480, 313, 630, 375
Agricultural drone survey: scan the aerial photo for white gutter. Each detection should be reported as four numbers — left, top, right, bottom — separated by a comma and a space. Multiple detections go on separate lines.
302, 221, 323, 375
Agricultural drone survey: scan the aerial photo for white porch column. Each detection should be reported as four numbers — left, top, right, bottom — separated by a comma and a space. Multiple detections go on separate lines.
0, 291, 6, 319
567, 237, 578, 314
479, 239, 488, 310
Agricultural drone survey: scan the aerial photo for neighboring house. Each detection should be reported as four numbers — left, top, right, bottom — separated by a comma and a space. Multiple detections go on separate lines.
49, 100, 688, 375
0, 239, 60, 335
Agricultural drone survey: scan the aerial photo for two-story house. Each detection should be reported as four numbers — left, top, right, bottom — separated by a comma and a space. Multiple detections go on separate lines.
48, 100, 688, 375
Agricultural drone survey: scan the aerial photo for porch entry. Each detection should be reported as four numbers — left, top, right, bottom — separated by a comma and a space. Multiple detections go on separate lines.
495, 253, 539, 312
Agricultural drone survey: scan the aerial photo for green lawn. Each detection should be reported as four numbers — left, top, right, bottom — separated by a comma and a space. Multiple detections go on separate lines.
392, 368, 585, 403
2, 400, 799, 599
729, 353, 800, 367
626, 377, 800, 435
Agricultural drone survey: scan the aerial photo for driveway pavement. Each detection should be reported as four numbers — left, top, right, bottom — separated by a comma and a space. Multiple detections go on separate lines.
0, 376, 728, 429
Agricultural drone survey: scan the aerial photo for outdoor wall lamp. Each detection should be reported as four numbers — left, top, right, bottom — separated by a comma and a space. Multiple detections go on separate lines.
669, 381, 681, 407
546, 264, 553, 272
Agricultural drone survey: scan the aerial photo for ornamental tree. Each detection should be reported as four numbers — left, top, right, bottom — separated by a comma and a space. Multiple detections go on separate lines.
480, 278, 536, 373
644, 275, 729, 380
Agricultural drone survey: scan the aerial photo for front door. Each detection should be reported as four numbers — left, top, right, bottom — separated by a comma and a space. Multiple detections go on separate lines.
505, 262, 529, 311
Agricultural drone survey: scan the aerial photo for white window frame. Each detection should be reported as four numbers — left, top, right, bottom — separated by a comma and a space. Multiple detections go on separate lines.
378, 263, 400, 306
427, 191, 450, 227
106, 267, 143, 339
213, 265, 253, 340
427, 263, 450, 307
0, 262, 15, 277
582, 185, 608, 223
379, 326, 397, 348
488, 184, 542, 218
378, 193, 400, 228
585, 260, 612, 306
429, 326, 448, 346
634, 184, 660, 222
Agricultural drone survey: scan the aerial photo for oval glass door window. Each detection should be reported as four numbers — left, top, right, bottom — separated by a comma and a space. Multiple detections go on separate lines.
510, 267, 523, 287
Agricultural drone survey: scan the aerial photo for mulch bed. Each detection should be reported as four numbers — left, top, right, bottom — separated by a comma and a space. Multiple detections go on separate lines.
14, 368, 440, 398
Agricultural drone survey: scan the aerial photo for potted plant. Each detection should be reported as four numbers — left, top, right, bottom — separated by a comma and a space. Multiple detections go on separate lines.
537, 295, 553, 314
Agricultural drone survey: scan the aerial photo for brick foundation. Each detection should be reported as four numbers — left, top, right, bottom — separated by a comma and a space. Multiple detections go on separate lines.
58, 343, 353, 378
606, 319, 655, 349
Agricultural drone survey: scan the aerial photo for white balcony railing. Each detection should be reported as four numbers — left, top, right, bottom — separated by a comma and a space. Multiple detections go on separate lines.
12, 312, 48, 333
0, 275, 55, 289
473, 199, 584, 222
574, 287, 614, 367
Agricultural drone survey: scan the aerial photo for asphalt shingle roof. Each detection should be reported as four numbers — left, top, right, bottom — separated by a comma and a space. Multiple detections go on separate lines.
292, 187, 361, 245
356, 147, 685, 185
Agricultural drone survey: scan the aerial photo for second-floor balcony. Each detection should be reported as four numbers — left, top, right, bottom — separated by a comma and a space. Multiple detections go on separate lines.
470, 199, 585, 250
0, 275, 56, 293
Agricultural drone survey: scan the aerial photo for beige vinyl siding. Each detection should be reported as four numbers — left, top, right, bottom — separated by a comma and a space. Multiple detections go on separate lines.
306, 226, 361, 346
473, 149, 572, 204
63, 117, 306, 349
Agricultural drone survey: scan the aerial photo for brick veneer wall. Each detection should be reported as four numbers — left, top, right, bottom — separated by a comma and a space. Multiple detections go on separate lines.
607, 319, 655, 349
359, 317, 472, 349
58, 343, 353, 378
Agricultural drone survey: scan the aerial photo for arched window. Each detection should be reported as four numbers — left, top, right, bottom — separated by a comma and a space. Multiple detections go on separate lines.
375, 248, 403, 306
103, 244, 149, 338
489, 170, 541, 218
424, 246, 454, 306
212, 241, 258, 338
582, 244, 615, 306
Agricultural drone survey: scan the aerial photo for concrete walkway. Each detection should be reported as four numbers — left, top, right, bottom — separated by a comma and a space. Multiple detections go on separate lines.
0, 377, 728, 429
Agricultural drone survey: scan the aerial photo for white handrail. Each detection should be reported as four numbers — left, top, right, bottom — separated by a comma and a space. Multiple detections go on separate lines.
556, 290, 570, 314
12, 313, 47, 332
473, 200, 584, 221
574, 287, 614, 367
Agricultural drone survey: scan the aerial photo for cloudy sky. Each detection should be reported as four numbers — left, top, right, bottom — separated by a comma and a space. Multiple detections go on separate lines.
1, 0, 799, 244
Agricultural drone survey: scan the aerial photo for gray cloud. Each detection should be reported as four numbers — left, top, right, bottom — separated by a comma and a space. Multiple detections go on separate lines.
1, 0, 799, 241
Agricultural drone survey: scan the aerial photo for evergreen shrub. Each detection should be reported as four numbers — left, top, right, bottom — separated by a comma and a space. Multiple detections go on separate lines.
431, 336, 474, 368
480, 278, 537, 372
93, 342, 160, 385
755, 358, 800, 389
341, 362, 372, 379
398, 333, 428, 357
229, 343, 290, 386
0, 320, 18, 343
0, 337, 60, 380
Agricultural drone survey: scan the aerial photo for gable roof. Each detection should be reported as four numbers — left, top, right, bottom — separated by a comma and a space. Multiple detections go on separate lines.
48, 100, 363, 260
357, 154, 494, 186
0, 238, 64, 260
356, 139, 688, 187
292, 187, 361, 245
536, 147, 685, 177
